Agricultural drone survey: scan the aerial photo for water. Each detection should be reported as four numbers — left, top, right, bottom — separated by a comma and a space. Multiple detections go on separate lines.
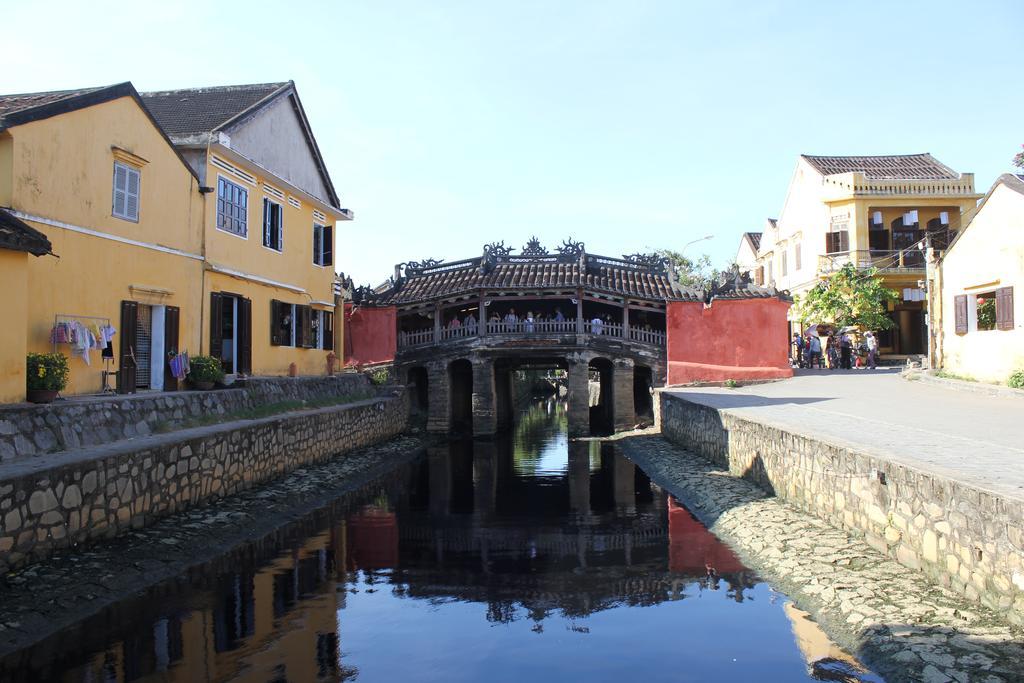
0, 400, 880, 682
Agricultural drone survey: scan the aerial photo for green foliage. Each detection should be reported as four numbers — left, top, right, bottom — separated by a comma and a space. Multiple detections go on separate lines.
794, 263, 898, 330
1008, 370, 1024, 389
724, 379, 739, 389
26, 353, 69, 391
977, 296, 996, 331
1013, 144, 1024, 170
187, 355, 225, 384
656, 250, 725, 289
369, 367, 390, 386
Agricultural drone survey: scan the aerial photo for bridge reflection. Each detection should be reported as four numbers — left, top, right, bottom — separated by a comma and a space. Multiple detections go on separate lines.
4, 431, 756, 682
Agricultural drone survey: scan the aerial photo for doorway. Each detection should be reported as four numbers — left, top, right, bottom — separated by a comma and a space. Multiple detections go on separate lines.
210, 292, 252, 376
135, 304, 153, 389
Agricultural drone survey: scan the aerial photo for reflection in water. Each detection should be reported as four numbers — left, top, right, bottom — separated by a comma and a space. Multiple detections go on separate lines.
0, 399, 880, 683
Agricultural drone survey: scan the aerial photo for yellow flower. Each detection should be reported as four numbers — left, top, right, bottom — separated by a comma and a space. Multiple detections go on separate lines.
37, 367, 46, 377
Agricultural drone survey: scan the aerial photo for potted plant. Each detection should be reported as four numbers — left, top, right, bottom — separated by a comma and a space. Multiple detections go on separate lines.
187, 355, 224, 390
26, 352, 69, 403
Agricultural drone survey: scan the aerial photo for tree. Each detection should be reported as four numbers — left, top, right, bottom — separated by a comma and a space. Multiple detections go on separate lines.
656, 250, 731, 290
794, 263, 898, 330
1013, 144, 1024, 170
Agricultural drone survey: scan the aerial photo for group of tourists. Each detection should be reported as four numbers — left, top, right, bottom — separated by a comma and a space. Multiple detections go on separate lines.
792, 328, 878, 370
480, 307, 571, 332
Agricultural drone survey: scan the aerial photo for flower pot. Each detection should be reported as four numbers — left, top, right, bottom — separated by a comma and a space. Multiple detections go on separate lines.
27, 389, 59, 404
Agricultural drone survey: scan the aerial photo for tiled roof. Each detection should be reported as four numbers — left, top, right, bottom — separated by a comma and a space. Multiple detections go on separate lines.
0, 86, 106, 121
376, 248, 704, 305
139, 82, 289, 139
0, 209, 52, 256
801, 153, 960, 180
744, 232, 762, 250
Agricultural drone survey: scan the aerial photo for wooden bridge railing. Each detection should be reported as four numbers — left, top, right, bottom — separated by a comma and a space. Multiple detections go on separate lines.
398, 318, 666, 349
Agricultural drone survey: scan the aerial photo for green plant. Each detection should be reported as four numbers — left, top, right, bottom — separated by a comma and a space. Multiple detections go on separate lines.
369, 367, 390, 386
26, 353, 69, 392
977, 297, 997, 331
1008, 370, 1024, 389
724, 379, 739, 389
794, 263, 899, 331
187, 355, 225, 384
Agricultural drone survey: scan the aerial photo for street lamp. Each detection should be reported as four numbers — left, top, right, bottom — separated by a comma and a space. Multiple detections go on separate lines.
680, 234, 714, 256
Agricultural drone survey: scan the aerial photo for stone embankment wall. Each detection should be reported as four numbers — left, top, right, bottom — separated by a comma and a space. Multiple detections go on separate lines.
659, 392, 1024, 626
0, 392, 407, 573
0, 375, 373, 461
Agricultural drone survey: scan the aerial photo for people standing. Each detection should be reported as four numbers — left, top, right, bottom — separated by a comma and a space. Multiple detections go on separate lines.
525, 311, 535, 333
554, 307, 566, 324
865, 331, 878, 370
504, 308, 519, 332
840, 332, 852, 370
466, 314, 478, 334
809, 333, 822, 368
590, 315, 603, 335
792, 333, 804, 368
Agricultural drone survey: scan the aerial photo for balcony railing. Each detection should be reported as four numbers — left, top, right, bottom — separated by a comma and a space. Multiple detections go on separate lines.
398, 318, 666, 349
818, 249, 926, 274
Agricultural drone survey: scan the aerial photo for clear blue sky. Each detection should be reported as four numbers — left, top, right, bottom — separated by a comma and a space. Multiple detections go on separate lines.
5, 1, 1022, 285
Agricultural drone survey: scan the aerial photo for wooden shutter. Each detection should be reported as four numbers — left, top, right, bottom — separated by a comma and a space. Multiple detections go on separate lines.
313, 224, 322, 265
323, 311, 334, 351
299, 305, 315, 348
996, 287, 1014, 331
125, 167, 140, 220
323, 225, 333, 266
238, 297, 252, 374
270, 299, 284, 346
954, 294, 968, 335
113, 163, 128, 217
118, 300, 138, 394
163, 305, 180, 391
263, 198, 272, 248
275, 205, 283, 250
210, 292, 224, 359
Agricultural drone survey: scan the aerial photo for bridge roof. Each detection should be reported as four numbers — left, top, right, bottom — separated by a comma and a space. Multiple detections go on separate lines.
370, 240, 704, 305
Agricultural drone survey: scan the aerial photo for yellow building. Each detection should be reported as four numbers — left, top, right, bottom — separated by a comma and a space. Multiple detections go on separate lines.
0, 212, 53, 403
0, 83, 206, 398
141, 82, 351, 378
750, 154, 982, 357
935, 173, 1023, 383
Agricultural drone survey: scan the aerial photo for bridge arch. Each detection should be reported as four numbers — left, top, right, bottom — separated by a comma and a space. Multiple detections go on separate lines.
407, 366, 429, 422
449, 359, 474, 436
634, 364, 654, 424
588, 357, 614, 435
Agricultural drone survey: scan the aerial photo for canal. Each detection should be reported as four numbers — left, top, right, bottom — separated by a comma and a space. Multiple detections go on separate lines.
0, 400, 881, 682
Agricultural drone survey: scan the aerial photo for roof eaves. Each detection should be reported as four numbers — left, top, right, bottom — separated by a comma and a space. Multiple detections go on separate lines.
0, 82, 132, 132
0, 209, 54, 256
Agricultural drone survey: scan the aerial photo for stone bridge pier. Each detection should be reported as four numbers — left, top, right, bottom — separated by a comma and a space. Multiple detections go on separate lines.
404, 349, 662, 438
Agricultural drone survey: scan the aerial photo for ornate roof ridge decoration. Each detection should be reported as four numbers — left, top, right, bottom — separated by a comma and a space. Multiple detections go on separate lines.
706, 265, 791, 303
520, 236, 548, 257
622, 252, 667, 271
401, 258, 442, 273
555, 238, 585, 257
483, 241, 513, 258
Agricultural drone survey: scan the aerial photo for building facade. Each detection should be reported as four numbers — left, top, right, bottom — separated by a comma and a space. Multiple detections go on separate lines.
0, 84, 206, 399
141, 82, 350, 378
749, 154, 981, 357
935, 174, 1023, 383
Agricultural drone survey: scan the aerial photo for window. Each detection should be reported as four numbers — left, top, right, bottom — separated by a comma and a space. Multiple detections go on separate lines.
794, 243, 801, 271
112, 162, 140, 221
270, 300, 319, 347
781, 251, 788, 277
262, 199, 283, 251
217, 177, 248, 237
321, 311, 334, 351
825, 231, 849, 254
312, 223, 333, 267
754, 266, 764, 286
957, 287, 1015, 334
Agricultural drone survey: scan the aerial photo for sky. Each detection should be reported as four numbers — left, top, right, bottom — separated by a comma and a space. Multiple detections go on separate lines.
4, 0, 1022, 285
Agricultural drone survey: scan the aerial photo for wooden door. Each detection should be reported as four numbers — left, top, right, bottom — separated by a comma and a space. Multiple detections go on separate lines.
238, 297, 252, 375
163, 305, 180, 391
118, 300, 138, 394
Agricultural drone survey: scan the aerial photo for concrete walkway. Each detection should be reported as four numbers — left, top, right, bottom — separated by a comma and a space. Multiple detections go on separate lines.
663, 369, 1024, 501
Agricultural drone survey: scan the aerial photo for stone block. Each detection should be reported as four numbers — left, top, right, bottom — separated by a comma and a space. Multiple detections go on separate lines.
28, 488, 58, 515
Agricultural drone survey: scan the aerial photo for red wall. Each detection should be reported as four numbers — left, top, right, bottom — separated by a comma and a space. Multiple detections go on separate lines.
344, 303, 397, 367
666, 297, 793, 385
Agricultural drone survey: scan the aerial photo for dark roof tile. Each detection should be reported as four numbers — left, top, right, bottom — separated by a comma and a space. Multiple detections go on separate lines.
139, 82, 289, 139
801, 153, 960, 180
0, 209, 52, 256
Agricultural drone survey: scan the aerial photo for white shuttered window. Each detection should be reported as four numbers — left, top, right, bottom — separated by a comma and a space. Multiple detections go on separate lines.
112, 162, 141, 221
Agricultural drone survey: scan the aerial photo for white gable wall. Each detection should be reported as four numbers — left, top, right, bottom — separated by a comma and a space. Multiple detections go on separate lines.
226, 93, 333, 206
940, 182, 1024, 383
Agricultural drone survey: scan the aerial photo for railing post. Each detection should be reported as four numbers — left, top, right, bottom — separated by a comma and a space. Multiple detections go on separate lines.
576, 290, 584, 334
622, 300, 630, 341
433, 303, 442, 344
478, 294, 486, 337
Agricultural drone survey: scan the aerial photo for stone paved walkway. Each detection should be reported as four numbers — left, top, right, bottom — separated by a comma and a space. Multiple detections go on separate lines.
664, 369, 1024, 501
618, 435, 1024, 683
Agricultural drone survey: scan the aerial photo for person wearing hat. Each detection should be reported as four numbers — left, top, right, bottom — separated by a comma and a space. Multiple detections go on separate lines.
865, 331, 878, 369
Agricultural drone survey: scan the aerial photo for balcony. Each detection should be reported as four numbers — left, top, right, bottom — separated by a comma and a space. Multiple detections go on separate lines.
821, 172, 978, 200
818, 249, 926, 274
398, 318, 667, 350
